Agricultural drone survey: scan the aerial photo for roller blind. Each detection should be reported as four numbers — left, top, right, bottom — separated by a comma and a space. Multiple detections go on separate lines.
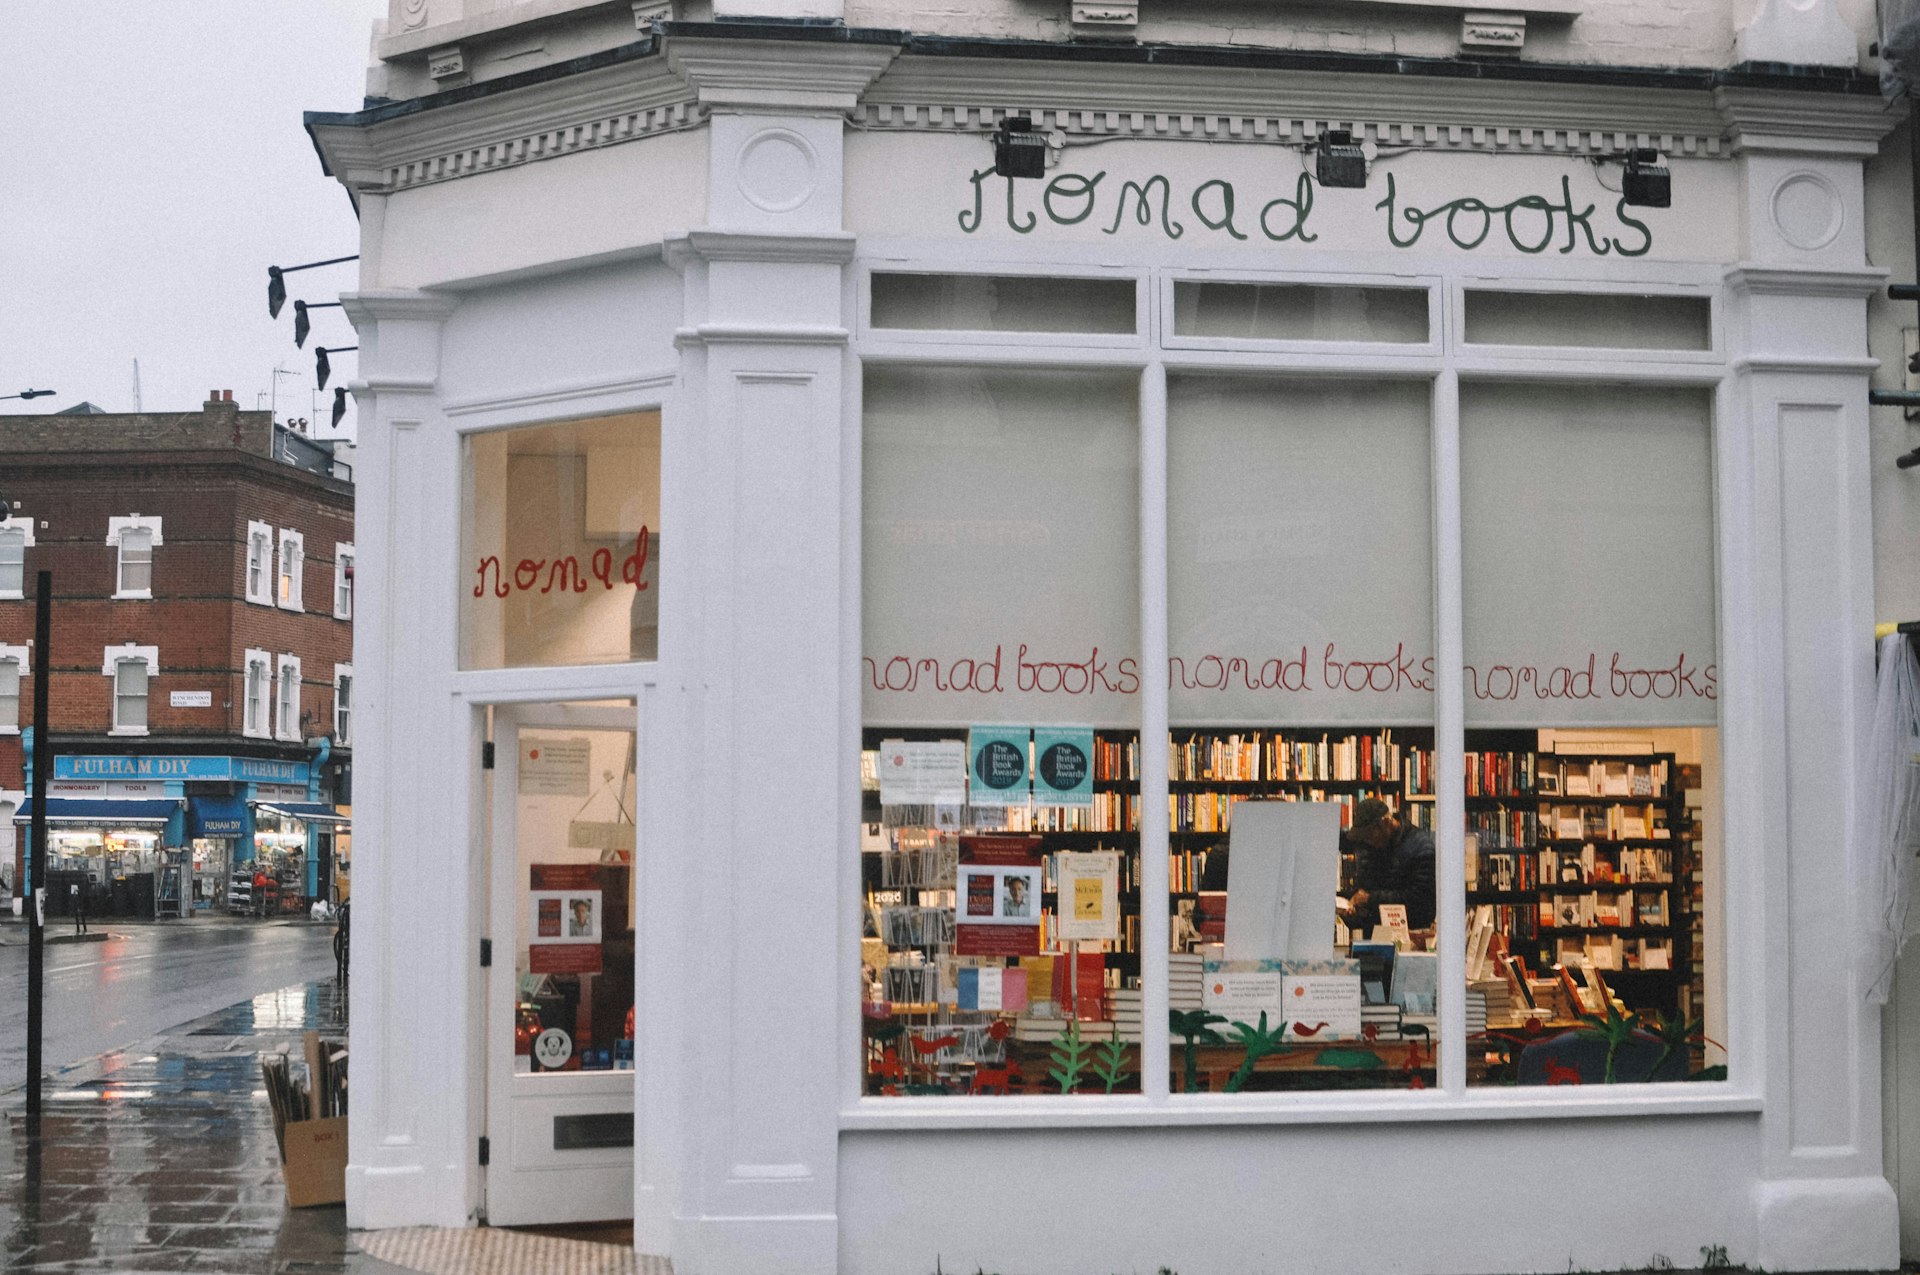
1460, 383, 1717, 726
863, 367, 1140, 726
1167, 376, 1434, 725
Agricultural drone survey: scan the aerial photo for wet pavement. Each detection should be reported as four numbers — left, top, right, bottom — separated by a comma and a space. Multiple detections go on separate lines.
0, 977, 406, 1274
0, 915, 336, 1078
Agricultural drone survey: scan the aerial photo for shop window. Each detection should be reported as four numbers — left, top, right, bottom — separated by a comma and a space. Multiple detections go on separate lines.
460, 411, 661, 670
1171, 281, 1430, 343
1165, 376, 1437, 1092
276, 654, 302, 742
244, 648, 271, 739
1459, 382, 1722, 1087
334, 543, 354, 619
861, 366, 1141, 1098
0, 516, 33, 599
871, 272, 1137, 334
334, 664, 352, 745
1462, 290, 1712, 351
277, 530, 305, 612
0, 644, 27, 733
108, 515, 162, 600
246, 521, 273, 604
104, 644, 157, 735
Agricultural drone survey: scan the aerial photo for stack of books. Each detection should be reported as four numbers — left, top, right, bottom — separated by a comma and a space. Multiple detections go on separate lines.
1110, 987, 1143, 1043
1469, 978, 1514, 1028
1169, 952, 1205, 1011
1361, 1002, 1403, 1041
1465, 989, 1488, 1039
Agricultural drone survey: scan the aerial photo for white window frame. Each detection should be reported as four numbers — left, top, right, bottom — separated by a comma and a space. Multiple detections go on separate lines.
0, 516, 34, 600
107, 515, 163, 601
844, 250, 1745, 1132
0, 643, 29, 734
101, 644, 158, 737
334, 662, 353, 745
246, 520, 274, 605
244, 648, 272, 739
276, 654, 303, 742
335, 542, 355, 620
277, 529, 305, 613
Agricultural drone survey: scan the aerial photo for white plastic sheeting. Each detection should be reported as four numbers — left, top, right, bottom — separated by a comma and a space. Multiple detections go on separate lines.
1864, 633, 1920, 1003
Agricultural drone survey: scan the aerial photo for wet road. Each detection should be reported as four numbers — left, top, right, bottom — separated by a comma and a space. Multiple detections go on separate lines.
0, 919, 335, 1085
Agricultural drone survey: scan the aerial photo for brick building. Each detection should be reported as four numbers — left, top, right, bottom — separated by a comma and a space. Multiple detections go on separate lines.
0, 391, 353, 918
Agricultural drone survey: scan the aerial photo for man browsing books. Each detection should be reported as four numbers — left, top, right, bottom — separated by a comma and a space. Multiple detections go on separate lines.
1342, 797, 1436, 934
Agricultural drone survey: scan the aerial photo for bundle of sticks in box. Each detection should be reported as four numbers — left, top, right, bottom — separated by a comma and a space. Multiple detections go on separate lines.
261, 1031, 348, 1155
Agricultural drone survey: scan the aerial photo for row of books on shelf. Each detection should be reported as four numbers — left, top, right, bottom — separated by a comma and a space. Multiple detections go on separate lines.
1540, 889, 1671, 928
1465, 750, 1537, 798
1555, 933, 1674, 972
1540, 756, 1669, 799
1542, 804, 1671, 842
1167, 730, 1431, 788
1469, 844, 1676, 892
1170, 789, 1433, 835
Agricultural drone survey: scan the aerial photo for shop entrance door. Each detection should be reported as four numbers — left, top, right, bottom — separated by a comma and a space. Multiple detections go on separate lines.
485, 703, 638, 1226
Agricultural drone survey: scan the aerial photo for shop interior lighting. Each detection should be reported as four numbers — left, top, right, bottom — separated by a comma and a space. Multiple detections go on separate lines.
1622, 149, 1671, 208
993, 116, 1048, 180
1314, 129, 1368, 189
314, 345, 357, 392
266, 255, 358, 319
292, 300, 344, 350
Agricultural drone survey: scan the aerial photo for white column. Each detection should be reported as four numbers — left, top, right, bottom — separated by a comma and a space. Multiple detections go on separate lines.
661, 32, 897, 1275
1717, 88, 1901, 1273
339, 288, 467, 1231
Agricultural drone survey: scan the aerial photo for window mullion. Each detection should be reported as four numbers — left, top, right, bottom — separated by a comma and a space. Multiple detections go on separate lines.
1433, 368, 1468, 1096
1140, 360, 1170, 1103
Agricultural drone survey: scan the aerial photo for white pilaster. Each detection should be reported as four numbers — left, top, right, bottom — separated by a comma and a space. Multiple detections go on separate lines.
660, 30, 896, 1275
340, 288, 468, 1231
1718, 87, 1900, 1271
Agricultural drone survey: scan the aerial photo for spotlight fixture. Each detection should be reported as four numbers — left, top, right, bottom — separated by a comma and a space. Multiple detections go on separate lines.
993, 116, 1048, 180
266, 255, 359, 319
0, 389, 53, 402
314, 345, 357, 392
292, 300, 344, 349
331, 386, 349, 429
1622, 149, 1671, 208
1314, 129, 1367, 189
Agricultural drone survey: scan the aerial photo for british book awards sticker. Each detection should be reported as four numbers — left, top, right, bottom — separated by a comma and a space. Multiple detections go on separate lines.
968, 726, 1030, 807
1034, 726, 1094, 807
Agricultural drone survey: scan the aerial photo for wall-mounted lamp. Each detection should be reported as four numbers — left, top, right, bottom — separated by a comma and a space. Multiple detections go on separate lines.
315, 346, 357, 392
1622, 149, 1671, 208
267, 256, 358, 319
1314, 129, 1367, 189
994, 116, 1048, 179
293, 300, 344, 349
331, 386, 350, 430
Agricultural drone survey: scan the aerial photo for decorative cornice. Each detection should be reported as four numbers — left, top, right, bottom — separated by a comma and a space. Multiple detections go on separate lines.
663, 230, 858, 265
1713, 86, 1903, 157
856, 53, 1737, 159
310, 55, 704, 195
665, 34, 901, 112
340, 290, 462, 324
1722, 265, 1890, 298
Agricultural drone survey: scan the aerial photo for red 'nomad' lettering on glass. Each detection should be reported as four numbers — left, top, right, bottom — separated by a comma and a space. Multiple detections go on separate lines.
473, 528, 650, 600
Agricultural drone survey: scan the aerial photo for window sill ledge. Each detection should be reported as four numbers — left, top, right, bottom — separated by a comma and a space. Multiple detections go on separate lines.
111, 591, 152, 602
840, 1084, 1760, 1131
276, 603, 306, 614
107, 727, 151, 738
246, 595, 274, 607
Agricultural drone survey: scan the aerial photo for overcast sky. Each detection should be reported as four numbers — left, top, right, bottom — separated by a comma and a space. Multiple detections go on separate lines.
3, 1, 389, 436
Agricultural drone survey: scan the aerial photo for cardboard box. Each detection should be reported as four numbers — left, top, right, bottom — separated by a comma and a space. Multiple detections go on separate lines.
281, 1116, 348, 1208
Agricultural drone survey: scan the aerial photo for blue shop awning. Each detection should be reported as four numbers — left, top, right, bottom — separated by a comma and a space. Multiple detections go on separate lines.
190, 795, 249, 838
15, 798, 181, 825
254, 802, 349, 826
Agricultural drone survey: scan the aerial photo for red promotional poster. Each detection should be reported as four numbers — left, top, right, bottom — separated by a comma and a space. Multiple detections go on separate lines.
528, 863, 604, 974
954, 835, 1043, 957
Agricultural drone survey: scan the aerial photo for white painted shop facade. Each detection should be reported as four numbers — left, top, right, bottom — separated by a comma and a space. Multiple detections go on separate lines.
312, 7, 1908, 1272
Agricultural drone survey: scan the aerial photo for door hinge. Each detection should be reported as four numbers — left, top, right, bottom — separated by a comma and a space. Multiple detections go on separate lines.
479, 938, 492, 967
481, 741, 495, 769
478, 1136, 490, 1167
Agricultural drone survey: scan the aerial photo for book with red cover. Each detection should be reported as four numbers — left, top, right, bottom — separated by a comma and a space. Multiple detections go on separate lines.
1051, 950, 1107, 1020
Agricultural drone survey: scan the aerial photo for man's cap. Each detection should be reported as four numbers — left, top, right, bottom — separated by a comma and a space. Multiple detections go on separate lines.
1350, 797, 1392, 833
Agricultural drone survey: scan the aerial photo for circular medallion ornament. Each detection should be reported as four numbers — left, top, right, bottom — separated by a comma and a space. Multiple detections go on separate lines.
736, 129, 818, 214
532, 1027, 572, 1070
1770, 172, 1843, 252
